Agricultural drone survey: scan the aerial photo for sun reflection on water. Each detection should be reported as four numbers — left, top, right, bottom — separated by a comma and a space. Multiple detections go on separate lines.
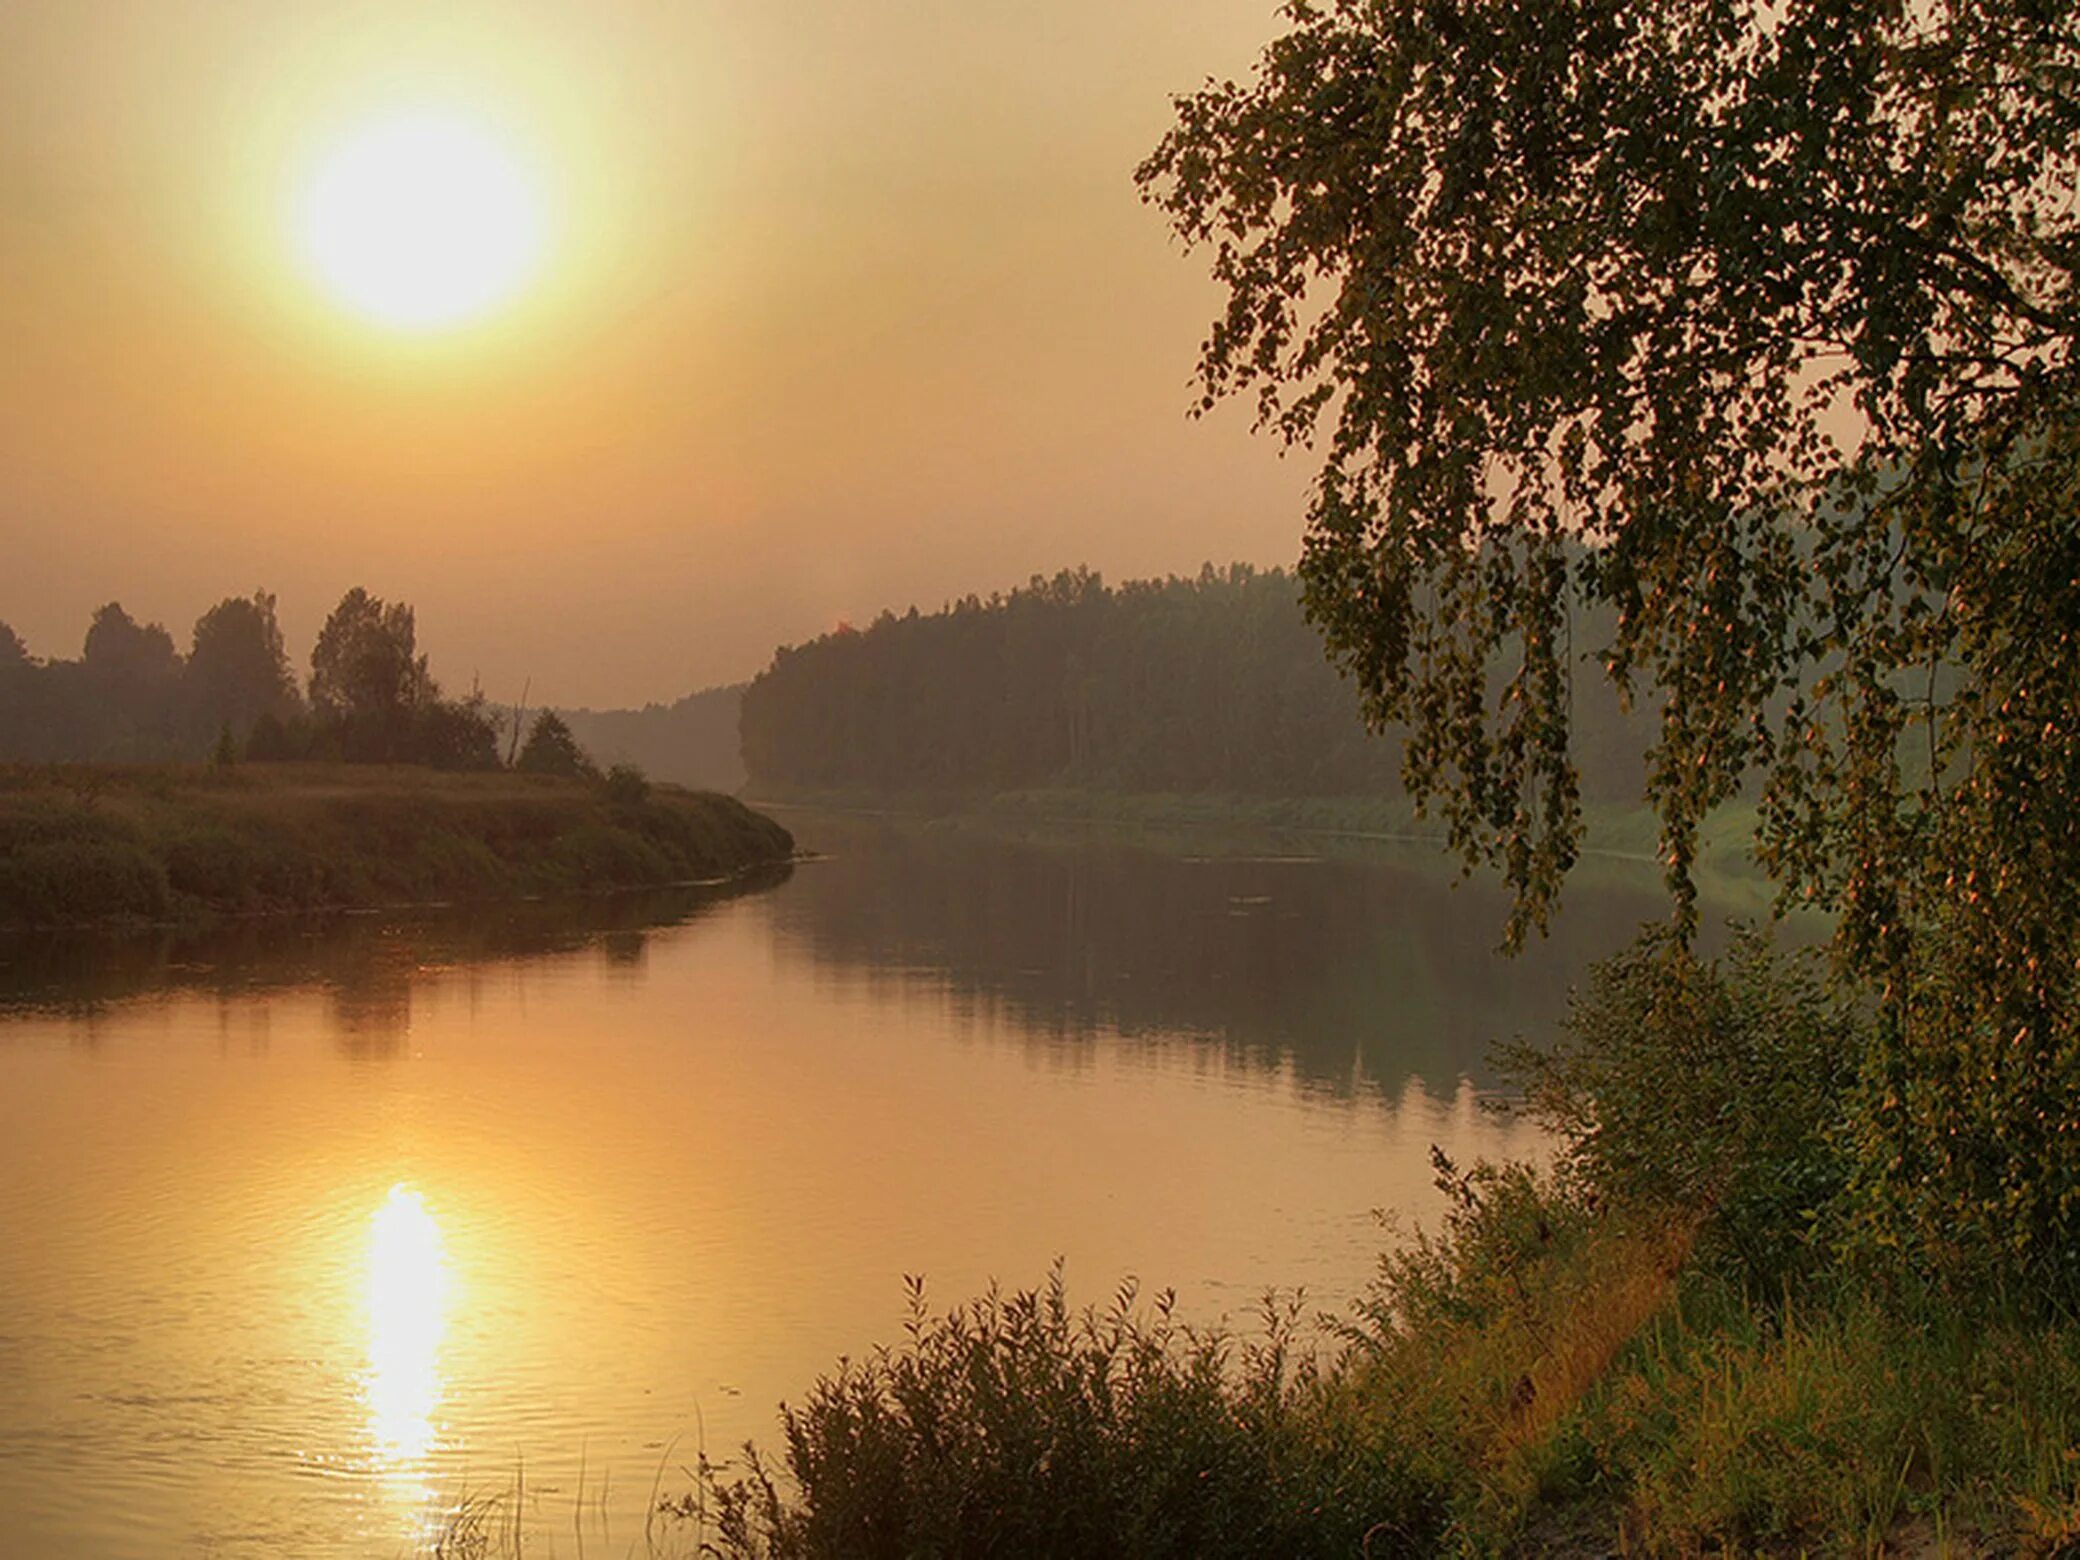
364, 1183, 450, 1470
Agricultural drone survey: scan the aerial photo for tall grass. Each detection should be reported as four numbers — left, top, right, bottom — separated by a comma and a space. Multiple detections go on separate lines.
672, 1268, 1444, 1560
0, 762, 794, 928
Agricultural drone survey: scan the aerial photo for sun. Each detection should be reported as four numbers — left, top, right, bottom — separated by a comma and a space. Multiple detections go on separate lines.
296, 107, 547, 331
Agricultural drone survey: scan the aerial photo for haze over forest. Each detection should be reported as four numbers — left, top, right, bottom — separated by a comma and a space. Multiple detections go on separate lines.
0, 0, 1309, 707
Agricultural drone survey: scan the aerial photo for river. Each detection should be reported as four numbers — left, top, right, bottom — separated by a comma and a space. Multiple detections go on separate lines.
0, 808, 1671, 1557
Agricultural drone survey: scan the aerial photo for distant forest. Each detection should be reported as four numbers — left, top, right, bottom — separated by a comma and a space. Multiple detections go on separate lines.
4, 565, 1655, 804
557, 686, 745, 792
0, 589, 578, 775
741, 565, 1651, 802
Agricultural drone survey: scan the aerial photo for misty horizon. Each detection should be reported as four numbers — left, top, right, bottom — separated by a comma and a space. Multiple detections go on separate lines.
0, 555, 1299, 713
1, 0, 1308, 707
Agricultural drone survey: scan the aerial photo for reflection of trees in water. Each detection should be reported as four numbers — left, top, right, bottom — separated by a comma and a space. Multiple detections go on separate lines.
328, 947, 416, 1058
600, 930, 648, 972
769, 820, 1666, 1099
0, 865, 792, 1055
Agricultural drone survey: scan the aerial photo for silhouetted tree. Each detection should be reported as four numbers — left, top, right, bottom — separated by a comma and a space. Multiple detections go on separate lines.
516, 710, 597, 778
415, 691, 503, 771
187, 591, 298, 739
308, 588, 433, 761
0, 588, 504, 769
0, 621, 40, 762
76, 603, 184, 759
82, 603, 179, 682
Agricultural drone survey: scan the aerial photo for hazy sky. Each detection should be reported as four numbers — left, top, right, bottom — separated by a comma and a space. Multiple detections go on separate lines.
0, 0, 1309, 706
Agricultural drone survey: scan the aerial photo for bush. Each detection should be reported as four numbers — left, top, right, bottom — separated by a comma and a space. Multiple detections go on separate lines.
601, 762, 650, 806
1500, 928, 1858, 1290
515, 710, 598, 779
681, 1267, 1443, 1559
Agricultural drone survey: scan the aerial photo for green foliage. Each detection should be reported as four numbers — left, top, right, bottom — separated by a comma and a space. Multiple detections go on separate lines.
70, 603, 187, 759
1141, 0, 2080, 941
0, 585, 502, 771
545, 820, 672, 887
1847, 910, 2080, 1300
304, 587, 501, 768
1347, 1157, 2080, 1553
1502, 930, 1857, 1289
82, 602, 180, 683
243, 711, 300, 762
685, 1267, 1444, 1560
515, 710, 598, 779
307, 586, 430, 738
1574, 1278, 2080, 1555
411, 691, 503, 772
1142, 0, 2080, 1293
1357, 1154, 1596, 1345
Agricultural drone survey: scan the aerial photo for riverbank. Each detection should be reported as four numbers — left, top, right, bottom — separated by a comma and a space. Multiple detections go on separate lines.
664, 1216, 2080, 1559
0, 762, 795, 929
664, 933, 2080, 1559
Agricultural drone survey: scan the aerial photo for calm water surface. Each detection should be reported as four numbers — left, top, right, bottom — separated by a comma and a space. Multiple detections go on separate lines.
0, 812, 1666, 1557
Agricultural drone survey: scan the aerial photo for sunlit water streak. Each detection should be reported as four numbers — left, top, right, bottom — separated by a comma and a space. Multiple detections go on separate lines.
364, 1185, 449, 1486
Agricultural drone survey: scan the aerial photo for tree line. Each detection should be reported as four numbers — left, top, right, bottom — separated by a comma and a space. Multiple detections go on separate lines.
739, 562, 1651, 801
0, 588, 597, 778
556, 683, 747, 792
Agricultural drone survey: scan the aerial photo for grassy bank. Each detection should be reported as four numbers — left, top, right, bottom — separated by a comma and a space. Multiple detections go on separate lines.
0, 762, 795, 929
638, 932, 2076, 1559
658, 1226, 2080, 1559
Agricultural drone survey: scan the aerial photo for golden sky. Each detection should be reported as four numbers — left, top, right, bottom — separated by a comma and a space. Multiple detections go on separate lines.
0, 0, 1305, 706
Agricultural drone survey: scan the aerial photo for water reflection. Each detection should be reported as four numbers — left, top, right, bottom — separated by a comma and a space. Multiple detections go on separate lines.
766, 815, 1675, 1095
0, 868, 792, 1044
0, 818, 1587, 1558
364, 1185, 449, 1470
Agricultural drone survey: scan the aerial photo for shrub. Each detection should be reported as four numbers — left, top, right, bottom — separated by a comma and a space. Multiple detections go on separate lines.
515, 710, 598, 779
680, 1267, 1443, 1559
1499, 928, 1858, 1290
601, 762, 650, 806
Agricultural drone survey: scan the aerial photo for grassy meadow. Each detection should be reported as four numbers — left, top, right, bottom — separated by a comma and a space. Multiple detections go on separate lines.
0, 762, 794, 929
